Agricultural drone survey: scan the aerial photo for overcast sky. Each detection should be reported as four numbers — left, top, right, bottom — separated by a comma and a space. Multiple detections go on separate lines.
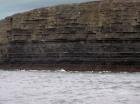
0, 0, 94, 19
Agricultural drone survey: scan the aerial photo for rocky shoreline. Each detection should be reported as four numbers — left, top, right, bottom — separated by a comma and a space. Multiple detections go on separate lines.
0, 0, 140, 71
0, 64, 139, 72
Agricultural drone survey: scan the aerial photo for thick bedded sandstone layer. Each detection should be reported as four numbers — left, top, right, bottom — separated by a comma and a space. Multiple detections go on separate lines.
0, 0, 140, 71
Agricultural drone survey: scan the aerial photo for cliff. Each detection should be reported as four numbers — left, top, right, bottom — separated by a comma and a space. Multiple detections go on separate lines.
0, 0, 140, 71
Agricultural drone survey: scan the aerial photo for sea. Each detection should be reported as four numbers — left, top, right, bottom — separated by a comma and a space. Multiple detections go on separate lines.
0, 69, 140, 104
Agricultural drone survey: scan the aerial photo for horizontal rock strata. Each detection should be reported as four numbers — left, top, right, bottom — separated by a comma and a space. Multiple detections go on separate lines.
0, 0, 140, 70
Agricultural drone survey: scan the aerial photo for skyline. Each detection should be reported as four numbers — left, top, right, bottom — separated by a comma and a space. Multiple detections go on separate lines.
0, 0, 94, 19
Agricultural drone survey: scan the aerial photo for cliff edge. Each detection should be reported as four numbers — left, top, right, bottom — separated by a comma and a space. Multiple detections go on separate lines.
0, 0, 140, 71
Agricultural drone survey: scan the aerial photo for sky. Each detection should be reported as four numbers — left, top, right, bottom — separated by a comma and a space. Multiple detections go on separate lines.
0, 0, 94, 19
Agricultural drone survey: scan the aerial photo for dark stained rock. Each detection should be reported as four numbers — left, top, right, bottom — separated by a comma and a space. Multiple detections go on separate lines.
0, 0, 140, 71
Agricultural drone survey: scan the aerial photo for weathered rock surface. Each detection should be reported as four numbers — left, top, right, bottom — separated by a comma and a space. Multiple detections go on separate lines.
0, 0, 140, 70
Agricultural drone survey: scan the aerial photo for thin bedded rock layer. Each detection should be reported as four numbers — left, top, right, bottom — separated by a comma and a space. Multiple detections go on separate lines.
0, 0, 140, 68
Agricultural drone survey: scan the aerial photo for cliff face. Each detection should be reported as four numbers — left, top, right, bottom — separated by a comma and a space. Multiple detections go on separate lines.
0, 0, 140, 67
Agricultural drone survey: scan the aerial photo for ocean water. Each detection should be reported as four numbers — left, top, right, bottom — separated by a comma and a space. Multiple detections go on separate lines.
0, 70, 140, 104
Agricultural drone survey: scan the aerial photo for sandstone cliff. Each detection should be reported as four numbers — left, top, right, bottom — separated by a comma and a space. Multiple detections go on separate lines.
0, 0, 140, 69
